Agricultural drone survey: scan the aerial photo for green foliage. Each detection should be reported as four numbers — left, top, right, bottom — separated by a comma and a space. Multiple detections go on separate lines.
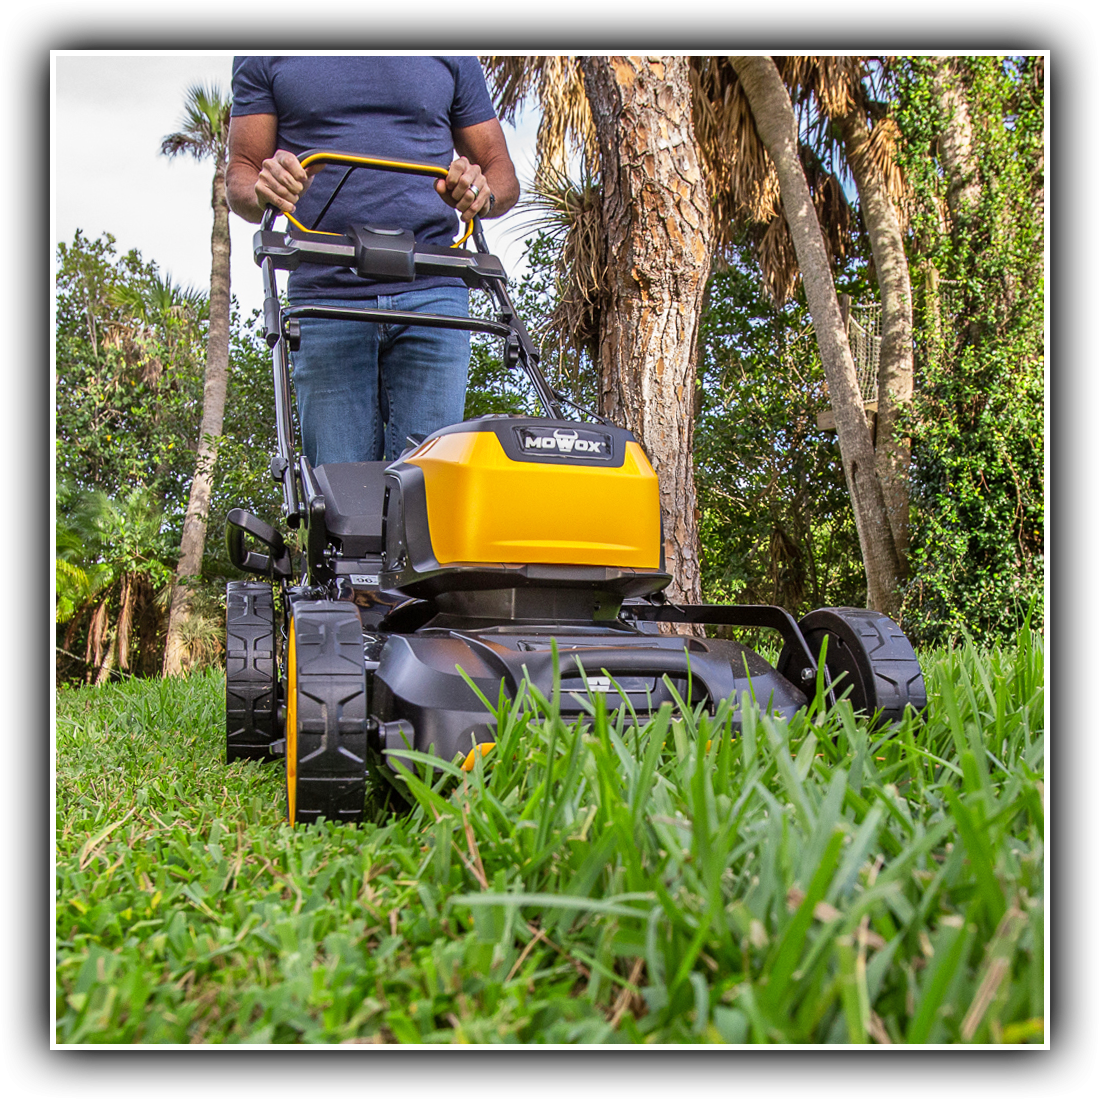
57, 628, 1043, 1043
895, 57, 1045, 645
55, 480, 175, 616
696, 247, 865, 612
54, 231, 206, 526
464, 332, 534, 421
55, 477, 176, 682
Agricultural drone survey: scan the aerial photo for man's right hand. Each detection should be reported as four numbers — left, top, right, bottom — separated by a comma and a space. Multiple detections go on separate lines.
228, 116, 314, 224
256, 149, 315, 215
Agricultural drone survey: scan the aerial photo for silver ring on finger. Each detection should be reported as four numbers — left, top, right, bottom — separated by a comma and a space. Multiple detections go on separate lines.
469, 184, 480, 200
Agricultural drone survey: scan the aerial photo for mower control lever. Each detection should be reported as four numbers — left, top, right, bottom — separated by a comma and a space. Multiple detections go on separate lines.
226, 508, 293, 578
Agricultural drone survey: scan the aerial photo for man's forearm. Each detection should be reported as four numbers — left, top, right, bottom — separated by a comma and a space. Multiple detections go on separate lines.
480, 162, 519, 219
226, 162, 266, 224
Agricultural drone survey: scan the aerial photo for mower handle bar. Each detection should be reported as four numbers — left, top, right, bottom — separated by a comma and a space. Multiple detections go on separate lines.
255, 150, 574, 527
257, 151, 563, 415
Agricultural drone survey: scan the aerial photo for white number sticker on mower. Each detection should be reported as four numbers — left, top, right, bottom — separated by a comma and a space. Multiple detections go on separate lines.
349, 574, 379, 586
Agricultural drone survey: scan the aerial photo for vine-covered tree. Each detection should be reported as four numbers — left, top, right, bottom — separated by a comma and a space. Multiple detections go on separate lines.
895, 56, 1044, 642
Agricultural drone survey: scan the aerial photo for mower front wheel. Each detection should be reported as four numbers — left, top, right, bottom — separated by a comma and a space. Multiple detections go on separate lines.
779, 607, 926, 727
285, 602, 369, 825
225, 581, 280, 762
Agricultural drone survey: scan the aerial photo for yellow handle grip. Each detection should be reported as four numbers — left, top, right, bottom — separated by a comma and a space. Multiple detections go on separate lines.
289, 151, 474, 245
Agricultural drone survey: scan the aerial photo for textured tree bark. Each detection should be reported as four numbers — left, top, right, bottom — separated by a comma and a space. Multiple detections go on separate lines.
579, 56, 713, 605
163, 161, 231, 676
837, 109, 913, 567
731, 55, 903, 616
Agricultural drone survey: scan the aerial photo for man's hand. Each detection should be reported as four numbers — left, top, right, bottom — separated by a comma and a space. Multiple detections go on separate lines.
435, 156, 492, 222
228, 115, 307, 224
256, 149, 317, 215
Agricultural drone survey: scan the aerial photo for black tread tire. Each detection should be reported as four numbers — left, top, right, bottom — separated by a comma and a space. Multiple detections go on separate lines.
779, 607, 926, 726
286, 601, 368, 825
226, 581, 280, 763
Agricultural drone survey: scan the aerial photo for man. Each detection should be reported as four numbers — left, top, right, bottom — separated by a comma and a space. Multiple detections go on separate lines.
227, 56, 519, 465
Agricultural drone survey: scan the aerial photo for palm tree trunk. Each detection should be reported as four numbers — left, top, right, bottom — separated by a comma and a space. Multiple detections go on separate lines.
85, 600, 108, 684
163, 160, 231, 676
731, 55, 903, 616
579, 55, 713, 605
94, 627, 117, 686
836, 109, 914, 568
116, 572, 134, 671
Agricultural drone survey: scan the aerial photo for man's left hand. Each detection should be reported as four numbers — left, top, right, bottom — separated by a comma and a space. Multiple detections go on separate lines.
436, 156, 491, 222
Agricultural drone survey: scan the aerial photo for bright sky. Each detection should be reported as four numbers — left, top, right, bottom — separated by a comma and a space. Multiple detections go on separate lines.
51, 52, 542, 320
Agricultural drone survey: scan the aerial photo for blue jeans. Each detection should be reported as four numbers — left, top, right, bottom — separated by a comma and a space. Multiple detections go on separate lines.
290, 285, 470, 465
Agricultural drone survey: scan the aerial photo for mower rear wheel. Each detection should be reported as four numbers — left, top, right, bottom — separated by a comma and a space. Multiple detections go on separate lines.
285, 602, 369, 825
225, 581, 280, 762
779, 607, 926, 726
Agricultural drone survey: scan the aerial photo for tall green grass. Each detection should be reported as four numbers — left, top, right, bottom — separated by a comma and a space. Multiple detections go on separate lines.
55, 624, 1044, 1044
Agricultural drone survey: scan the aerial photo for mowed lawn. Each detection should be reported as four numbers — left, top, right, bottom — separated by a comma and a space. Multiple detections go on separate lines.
55, 624, 1044, 1044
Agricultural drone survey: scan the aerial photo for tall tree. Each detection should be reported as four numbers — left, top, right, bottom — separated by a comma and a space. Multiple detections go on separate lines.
778, 56, 916, 565
578, 56, 713, 604
729, 55, 904, 615
834, 106, 913, 562
159, 83, 233, 677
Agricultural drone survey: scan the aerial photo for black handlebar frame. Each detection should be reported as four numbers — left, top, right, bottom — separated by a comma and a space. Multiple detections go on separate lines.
254, 151, 575, 527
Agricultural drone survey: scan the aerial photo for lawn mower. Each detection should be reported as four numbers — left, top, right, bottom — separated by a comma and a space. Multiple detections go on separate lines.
224, 151, 926, 825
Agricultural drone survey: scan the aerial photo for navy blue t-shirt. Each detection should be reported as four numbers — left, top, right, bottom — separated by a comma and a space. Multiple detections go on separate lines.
231, 56, 497, 299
